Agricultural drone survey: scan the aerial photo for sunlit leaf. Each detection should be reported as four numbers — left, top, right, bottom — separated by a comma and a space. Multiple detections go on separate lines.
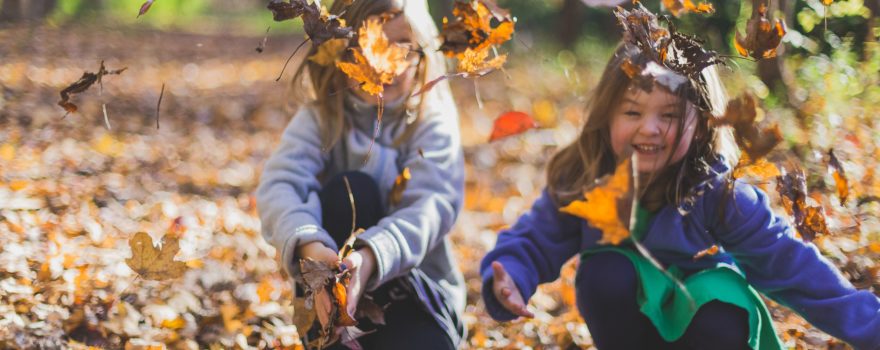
125, 232, 187, 280
828, 149, 849, 205
734, 0, 787, 60
488, 111, 538, 142
560, 158, 633, 245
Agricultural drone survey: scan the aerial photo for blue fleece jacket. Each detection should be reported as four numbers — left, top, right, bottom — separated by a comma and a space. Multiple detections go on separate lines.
480, 161, 880, 350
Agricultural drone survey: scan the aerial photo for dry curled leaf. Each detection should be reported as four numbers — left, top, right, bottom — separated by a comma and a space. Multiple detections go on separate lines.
776, 168, 830, 242
125, 232, 187, 280
733, 155, 780, 180
267, 0, 353, 46
560, 157, 634, 245
439, 0, 514, 56
710, 93, 782, 161
58, 61, 127, 116
661, 0, 714, 17
137, 0, 155, 18
293, 297, 318, 333
734, 0, 786, 60
488, 111, 538, 142
457, 47, 507, 76
336, 18, 410, 96
828, 149, 849, 205
389, 167, 411, 206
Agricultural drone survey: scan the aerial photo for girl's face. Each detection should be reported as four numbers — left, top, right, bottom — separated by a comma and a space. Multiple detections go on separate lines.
350, 14, 420, 104
609, 85, 698, 174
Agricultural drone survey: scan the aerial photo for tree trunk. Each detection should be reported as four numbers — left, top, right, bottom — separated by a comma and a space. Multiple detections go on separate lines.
558, 0, 585, 49
0, 0, 57, 22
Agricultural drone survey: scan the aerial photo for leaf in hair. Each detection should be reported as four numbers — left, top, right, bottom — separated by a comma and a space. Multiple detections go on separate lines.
560, 158, 634, 245
734, 0, 786, 60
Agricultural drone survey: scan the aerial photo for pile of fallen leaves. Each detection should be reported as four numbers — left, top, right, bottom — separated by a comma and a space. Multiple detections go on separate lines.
1, 8, 879, 350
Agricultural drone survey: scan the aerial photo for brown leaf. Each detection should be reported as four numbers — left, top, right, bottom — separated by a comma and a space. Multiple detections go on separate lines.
711, 93, 782, 161
267, 0, 353, 46
300, 258, 335, 293
439, 0, 515, 56
125, 232, 187, 280
389, 167, 411, 206
137, 0, 155, 18
58, 61, 127, 116
734, 1, 787, 60
314, 287, 334, 329
355, 297, 386, 326
292, 297, 317, 333
776, 167, 830, 242
828, 149, 849, 205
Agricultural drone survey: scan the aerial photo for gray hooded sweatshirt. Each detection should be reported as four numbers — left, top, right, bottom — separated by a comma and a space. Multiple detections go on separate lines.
256, 87, 466, 318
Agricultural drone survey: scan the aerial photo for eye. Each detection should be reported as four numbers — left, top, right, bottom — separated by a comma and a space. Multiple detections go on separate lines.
624, 110, 641, 117
662, 112, 680, 119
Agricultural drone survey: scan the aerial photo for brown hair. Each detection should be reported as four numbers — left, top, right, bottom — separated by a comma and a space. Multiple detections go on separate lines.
546, 44, 738, 210
289, 0, 445, 150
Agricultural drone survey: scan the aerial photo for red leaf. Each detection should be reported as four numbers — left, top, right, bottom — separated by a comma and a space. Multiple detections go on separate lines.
489, 111, 538, 142
137, 0, 155, 18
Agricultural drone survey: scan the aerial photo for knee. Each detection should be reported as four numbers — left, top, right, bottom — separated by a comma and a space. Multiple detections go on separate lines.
575, 252, 638, 310
684, 300, 750, 349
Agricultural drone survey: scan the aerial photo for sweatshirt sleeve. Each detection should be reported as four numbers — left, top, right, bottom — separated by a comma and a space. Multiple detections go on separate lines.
713, 181, 880, 350
256, 108, 336, 279
479, 190, 583, 321
354, 105, 465, 292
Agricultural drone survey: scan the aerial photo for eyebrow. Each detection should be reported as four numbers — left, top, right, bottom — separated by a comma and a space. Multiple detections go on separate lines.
622, 97, 679, 109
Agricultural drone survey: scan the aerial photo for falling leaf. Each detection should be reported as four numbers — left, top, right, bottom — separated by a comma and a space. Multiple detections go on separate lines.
137, 0, 155, 18
58, 61, 127, 116
439, 0, 514, 56
458, 47, 507, 76
734, 0, 787, 60
267, 0, 353, 47
336, 18, 410, 96
661, 0, 714, 17
389, 167, 411, 206
560, 158, 634, 245
309, 38, 349, 66
776, 168, 830, 242
692, 245, 719, 260
710, 93, 782, 161
125, 232, 187, 280
733, 155, 780, 180
489, 111, 538, 142
828, 149, 849, 205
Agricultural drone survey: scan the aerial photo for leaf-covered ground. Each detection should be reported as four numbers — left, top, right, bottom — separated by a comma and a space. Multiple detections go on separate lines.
1, 25, 878, 349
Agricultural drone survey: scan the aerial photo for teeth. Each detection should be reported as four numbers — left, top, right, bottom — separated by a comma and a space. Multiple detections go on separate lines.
634, 144, 662, 152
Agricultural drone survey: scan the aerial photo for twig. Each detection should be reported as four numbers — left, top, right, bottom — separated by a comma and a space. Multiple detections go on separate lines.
343, 175, 356, 233
156, 83, 165, 129
276, 38, 311, 82
102, 103, 111, 130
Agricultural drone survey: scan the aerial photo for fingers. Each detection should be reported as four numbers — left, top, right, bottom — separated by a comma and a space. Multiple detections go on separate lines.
491, 261, 508, 281
490, 261, 534, 318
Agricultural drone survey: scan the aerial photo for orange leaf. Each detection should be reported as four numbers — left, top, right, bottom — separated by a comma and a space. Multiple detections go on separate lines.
560, 158, 633, 245
733, 155, 780, 180
257, 279, 274, 303
457, 47, 507, 76
309, 38, 349, 66
333, 282, 358, 327
125, 232, 188, 280
692, 245, 719, 260
711, 93, 782, 161
828, 149, 849, 205
734, 1, 787, 60
662, 0, 715, 17
335, 18, 410, 96
440, 0, 514, 55
488, 111, 538, 142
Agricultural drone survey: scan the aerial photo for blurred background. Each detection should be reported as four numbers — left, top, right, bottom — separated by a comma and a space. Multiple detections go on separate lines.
1, 0, 878, 349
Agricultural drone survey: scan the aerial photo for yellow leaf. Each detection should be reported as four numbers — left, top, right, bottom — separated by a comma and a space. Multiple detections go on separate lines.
257, 279, 274, 303
125, 232, 188, 280
93, 133, 124, 157
309, 38, 348, 66
160, 317, 186, 329
336, 18, 410, 96
457, 47, 506, 76
560, 158, 633, 245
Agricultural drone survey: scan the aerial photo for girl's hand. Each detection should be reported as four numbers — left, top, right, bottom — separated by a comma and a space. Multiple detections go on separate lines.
491, 261, 534, 318
341, 247, 376, 317
296, 241, 339, 265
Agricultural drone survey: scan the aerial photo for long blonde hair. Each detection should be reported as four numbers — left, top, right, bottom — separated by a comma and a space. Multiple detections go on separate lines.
289, 0, 446, 150
546, 44, 738, 210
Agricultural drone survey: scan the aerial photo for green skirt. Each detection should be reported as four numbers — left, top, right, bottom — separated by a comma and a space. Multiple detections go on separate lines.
581, 247, 783, 350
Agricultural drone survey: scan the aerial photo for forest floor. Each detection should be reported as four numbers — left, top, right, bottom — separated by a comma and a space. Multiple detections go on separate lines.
1, 25, 877, 349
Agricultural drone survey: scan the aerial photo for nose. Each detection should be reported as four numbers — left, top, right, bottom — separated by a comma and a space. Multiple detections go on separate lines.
637, 114, 663, 136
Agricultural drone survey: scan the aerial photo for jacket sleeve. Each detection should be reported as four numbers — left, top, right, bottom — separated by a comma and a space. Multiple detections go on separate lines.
480, 190, 583, 321
712, 181, 880, 350
354, 105, 465, 292
256, 108, 336, 279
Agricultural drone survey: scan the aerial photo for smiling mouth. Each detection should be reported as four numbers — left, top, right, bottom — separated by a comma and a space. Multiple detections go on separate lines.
633, 143, 664, 155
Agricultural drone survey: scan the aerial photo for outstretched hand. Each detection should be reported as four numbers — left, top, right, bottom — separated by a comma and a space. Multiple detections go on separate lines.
491, 261, 534, 318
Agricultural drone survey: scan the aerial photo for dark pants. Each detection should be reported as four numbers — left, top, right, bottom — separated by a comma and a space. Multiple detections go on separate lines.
316, 171, 455, 350
576, 252, 750, 350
